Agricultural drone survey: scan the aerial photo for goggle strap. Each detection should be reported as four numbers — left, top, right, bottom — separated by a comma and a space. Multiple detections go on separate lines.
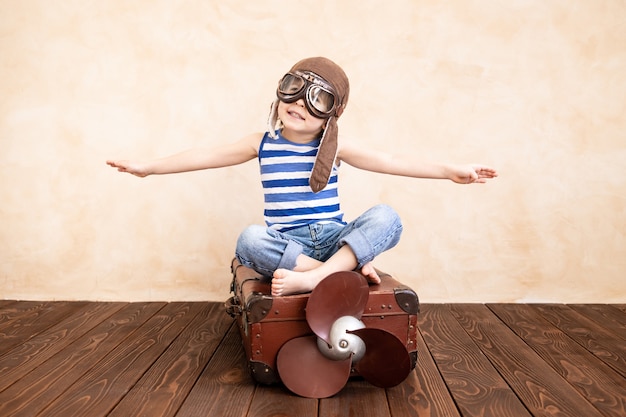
294, 70, 333, 92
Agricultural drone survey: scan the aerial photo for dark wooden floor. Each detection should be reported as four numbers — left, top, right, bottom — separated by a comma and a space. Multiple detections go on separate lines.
0, 300, 624, 417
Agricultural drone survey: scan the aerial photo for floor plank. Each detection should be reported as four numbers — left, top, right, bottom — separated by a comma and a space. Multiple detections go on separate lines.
488, 303, 626, 417
0, 301, 51, 330
0, 301, 88, 356
175, 322, 256, 417
450, 304, 605, 417
247, 384, 318, 417
418, 304, 532, 417
0, 302, 167, 417
0, 301, 126, 392
531, 304, 626, 377
37, 302, 205, 417
320, 379, 391, 417
108, 303, 234, 417
567, 304, 626, 339
386, 327, 462, 417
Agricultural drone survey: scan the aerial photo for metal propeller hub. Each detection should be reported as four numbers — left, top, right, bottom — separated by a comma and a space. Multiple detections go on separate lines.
316, 315, 366, 362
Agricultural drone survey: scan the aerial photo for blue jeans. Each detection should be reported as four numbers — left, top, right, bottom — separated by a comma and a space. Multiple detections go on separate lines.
235, 204, 403, 277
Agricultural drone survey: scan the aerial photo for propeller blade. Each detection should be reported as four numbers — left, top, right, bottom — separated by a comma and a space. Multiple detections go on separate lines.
306, 271, 369, 343
349, 328, 412, 388
276, 335, 352, 398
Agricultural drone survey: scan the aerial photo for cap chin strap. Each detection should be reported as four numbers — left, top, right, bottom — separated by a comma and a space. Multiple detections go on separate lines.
309, 116, 338, 193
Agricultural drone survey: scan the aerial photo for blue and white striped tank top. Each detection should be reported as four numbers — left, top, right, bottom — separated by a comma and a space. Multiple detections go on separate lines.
259, 131, 345, 231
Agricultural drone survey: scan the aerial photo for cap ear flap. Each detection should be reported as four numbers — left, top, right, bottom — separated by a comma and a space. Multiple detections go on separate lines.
309, 117, 338, 193
267, 99, 279, 139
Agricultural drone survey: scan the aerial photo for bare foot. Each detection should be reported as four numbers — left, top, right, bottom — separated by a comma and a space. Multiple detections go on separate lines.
359, 262, 381, 284
271, 268, 324, 296
271, 262, 381, 296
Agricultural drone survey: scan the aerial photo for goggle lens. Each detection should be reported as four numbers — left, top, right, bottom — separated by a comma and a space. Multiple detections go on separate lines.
307, 87, 335, 115
278, 74, 305, 95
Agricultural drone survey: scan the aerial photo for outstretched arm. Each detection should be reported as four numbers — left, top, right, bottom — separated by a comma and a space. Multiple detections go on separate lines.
337, 142, 498, 184
106, 133, 262, 177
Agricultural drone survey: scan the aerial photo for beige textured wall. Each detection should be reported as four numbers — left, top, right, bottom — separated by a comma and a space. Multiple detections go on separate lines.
1, 1, 625, 302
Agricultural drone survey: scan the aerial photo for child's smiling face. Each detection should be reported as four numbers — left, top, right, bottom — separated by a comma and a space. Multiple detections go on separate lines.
277, 99, 326, 142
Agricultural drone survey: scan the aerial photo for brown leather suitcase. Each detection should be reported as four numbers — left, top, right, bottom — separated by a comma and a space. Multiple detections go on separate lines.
226, 258, 420, 387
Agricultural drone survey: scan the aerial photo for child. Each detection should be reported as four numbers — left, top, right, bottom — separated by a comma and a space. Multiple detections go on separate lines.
107, 57, 498, 296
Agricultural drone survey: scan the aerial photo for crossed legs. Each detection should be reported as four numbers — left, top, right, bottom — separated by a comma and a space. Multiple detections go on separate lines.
235, 204, 403, 297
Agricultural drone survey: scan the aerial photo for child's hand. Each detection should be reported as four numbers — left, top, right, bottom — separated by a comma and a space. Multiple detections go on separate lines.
106, 160, 150, 177
449, 164, 498, 184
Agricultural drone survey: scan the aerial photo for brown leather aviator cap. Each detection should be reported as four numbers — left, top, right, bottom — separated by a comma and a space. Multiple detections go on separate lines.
289, 57, 350, 193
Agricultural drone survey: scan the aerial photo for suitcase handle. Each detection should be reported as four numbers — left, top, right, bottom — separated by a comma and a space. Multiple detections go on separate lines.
224, 296, 242, 318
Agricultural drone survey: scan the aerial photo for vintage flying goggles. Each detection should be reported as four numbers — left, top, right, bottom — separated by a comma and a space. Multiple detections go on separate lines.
277, 70, 339, 119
